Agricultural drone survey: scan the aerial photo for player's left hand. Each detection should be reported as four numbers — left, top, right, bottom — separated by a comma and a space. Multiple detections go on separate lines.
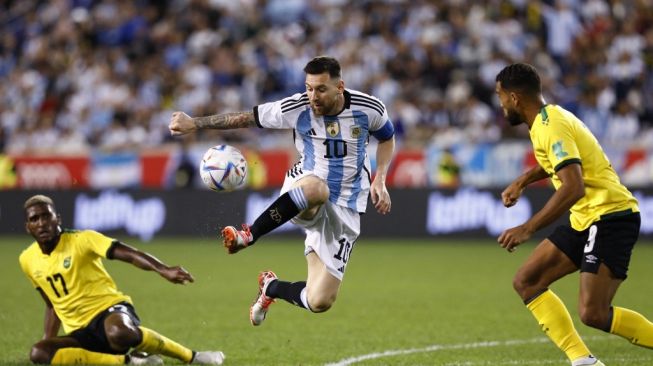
497, 224, 533, 252
160, 266, 195, 284
370, 179, 391, 215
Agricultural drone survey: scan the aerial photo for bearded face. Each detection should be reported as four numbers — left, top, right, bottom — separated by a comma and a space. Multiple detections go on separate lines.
496, 81, 525, 126
505, 107, 524, 126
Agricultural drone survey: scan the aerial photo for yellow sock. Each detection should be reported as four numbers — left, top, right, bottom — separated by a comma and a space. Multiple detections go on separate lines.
610, 307, 653, 348
526, 289, 591, 361
51, 348, 125, 364
136, 326, 193, 363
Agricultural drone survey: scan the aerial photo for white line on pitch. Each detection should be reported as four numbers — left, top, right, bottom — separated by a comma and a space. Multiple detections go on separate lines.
441, 357, 653, 366
324, 336, 613, 366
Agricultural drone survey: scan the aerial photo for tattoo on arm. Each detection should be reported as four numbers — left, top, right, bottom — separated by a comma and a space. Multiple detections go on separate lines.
194, 112, 256, 130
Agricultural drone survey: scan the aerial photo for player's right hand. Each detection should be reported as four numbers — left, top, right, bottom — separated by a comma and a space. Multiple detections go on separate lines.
501, 182, 523, 208
169, 111, 196, 136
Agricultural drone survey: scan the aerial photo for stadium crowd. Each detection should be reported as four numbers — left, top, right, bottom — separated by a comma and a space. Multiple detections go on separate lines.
1, 0, 653, 155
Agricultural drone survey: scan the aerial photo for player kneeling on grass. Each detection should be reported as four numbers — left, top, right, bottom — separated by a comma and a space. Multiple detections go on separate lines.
20, 195, 225, 365
169, 56, 395, 326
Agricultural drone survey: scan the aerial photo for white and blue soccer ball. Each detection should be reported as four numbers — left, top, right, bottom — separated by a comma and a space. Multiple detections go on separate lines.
199, 144, 248, 192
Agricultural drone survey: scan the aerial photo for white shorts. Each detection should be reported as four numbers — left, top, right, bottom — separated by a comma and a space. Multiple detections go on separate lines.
281, 173, 361, 281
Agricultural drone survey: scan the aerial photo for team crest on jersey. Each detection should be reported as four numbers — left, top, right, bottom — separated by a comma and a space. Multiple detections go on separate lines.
63, 256, 71, 269
350, 126, 361, 138
326, 122, 340, 137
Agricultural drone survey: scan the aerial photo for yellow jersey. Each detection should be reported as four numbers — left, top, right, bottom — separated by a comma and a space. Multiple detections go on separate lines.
19, 229, 132, 334
530, 104, 639, 231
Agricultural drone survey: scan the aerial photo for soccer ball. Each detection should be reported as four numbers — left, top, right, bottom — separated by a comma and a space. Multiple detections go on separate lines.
199, 145, 248, 191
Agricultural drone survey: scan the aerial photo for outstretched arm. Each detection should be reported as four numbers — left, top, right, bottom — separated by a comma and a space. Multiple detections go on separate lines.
169, 111, 257, 136
109, 242, 195, 284
38, 288, 61, 339
370, 136, 395, 215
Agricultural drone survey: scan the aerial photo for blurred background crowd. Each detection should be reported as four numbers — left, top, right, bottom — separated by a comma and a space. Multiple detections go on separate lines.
1, 0, 653, 156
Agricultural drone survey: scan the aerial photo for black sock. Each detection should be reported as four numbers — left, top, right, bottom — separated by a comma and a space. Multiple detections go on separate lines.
250, 192, 302, 242
266, 280, 307, 309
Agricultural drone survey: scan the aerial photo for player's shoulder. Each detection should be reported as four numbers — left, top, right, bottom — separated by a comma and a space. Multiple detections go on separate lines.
61, 229, 109, 247
537, 105, 568, 128
346, 89, 386, 116
279, 92, 309, 114
19, 241, 40, 262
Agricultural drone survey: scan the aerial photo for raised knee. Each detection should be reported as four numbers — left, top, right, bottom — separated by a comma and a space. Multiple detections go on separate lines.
307, 293, 336, 313
105, 324, 141, 351
579, 307, 610, 330
512, 272, 532, 300
30, 343, 53, 364
302, 181, 329, 206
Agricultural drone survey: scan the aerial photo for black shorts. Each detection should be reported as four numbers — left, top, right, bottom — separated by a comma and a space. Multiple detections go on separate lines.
69, 302, 141, 354
548, 211, 640, 279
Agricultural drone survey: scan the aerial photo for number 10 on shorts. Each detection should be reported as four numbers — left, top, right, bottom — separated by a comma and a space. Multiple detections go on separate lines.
334, 238, 353, 264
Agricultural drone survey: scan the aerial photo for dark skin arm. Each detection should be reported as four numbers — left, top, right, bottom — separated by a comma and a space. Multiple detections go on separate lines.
498, 163, 585, 252
38, 288, 61, 339
501, 164, 551, 208
109, 242, 195, 284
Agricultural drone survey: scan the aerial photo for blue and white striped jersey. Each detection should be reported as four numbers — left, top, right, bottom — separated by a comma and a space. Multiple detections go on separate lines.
253, 89, 394, 213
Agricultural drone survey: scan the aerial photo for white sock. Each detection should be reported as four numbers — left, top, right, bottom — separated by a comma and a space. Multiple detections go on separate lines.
299, 287, 311, 311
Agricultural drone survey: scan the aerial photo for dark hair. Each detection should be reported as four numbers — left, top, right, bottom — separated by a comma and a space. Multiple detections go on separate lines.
303, 56, 341, 79
495, 63, 541, 96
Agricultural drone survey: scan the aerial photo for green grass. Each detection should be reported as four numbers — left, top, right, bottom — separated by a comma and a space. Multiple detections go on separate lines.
1, 235, 652, 365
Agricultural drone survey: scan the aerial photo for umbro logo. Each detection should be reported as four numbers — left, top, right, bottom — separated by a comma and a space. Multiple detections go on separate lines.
585, 254, 598, 264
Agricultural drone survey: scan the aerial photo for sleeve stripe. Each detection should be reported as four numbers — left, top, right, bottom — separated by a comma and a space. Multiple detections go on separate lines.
281, 102, 310, 114
253, 106, 263, 128
351, 100, 384, 117
554, 158, 581, 172
350, 95, 384, 114
281, 94, 308, 108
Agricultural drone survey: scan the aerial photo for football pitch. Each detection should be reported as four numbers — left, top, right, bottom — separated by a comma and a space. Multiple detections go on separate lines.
1, 236, 652, 365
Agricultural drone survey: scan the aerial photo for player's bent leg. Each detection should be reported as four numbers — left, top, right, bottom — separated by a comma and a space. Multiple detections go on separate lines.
136, 326, 225, 364
49, 348, 130, 364
30, 337, 80, 364
581, 264, 653, 348
250, 270, 278, 326
578, 263, 622, 330
293, 176, 329, 210
610, 307, 653, 348
104, 312, 142, 352
135, 326, 194, 363
513, 240, 577, 301
306, 252, 341, 313
516, 240, 596, 364
222, 176, 326, 254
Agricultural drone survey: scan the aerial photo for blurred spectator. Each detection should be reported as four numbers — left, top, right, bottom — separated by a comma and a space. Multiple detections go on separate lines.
604, 98, 640, 147
0, 0, 652, 155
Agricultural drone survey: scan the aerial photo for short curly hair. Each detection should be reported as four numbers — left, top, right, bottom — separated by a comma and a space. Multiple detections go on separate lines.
24, 195, 55, 211
495, 63, 542, 96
